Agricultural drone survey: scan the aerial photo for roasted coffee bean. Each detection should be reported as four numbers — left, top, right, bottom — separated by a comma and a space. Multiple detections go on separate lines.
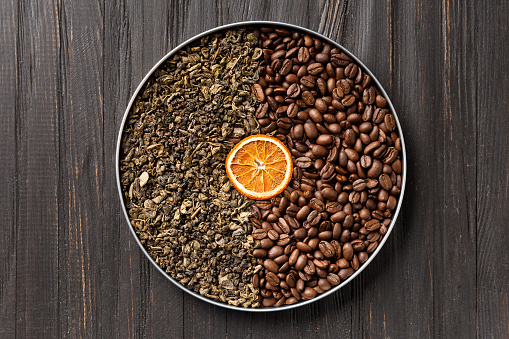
368, 160, 383, 178
344, 129, 356, 146
267, 213, 279, 222
330, 53, 350, 67
352, 179, 366, 191
276, 218, 290, 234
280, 58, 293, 75
285, 297, 299, 305
309, 198, 325, 212
297, 65, 308, 77
363, 87, 376, 105
297, 242, 312, 253
337, 258, 349, 269
373, 108, 386, 124
345, 63, 358, 78
365, 219, 381, 232
311, 145, 329, 158
277, 234, 291, 246
271, 49, 286, 60
364, 140, 380, 154
308, 62, 324, 75
262, 297, 278, 307
384, 114, 396, 131
301, 75, 316, 88
387, 196, 397, 210
351, 239, 365, 251
367, 232, 380, 243
318, 278, 332, 291
275, 296, 286, 307
315, 134, 333, 146
298, 47, 310, 64
295, 157, 313, 169
296, 205, 312, 221
319, 241, 336, 258
313, 258, 329, 270
349, 191, 360, 203
291, 124, 305, 140
315, 98, 328, 113
287, 83, 301, 98
295, 253, 308, 270
308, 237, 320, 251
261, 238, 275, 250
266, 272, 280, 286
304, 260, 316, 275
367, 241, 378, 253
360, 155, 372, 169
383, 147, 398, 164
345, 148, 359, 162
289, 249, 301, 266
268, 245, 285, 259
358, 251, 369, 263
341, 94, 356, 107
287, 102, 298, 118
253, 249, 267, 258
321, 187, 338, 201
253, 229, 267, 240
307, 210, 322, 226
302, 91, 315, 106
291, 228, 305, 241
256, 102, 269, 119
274, 254, 289, 266
376, 94, 387, 107
304, 122, 319, 139
342, 243, 354, 260
338, 268, 354, 280
268, 229, 279, 241
379, 174, 392, 190
286, 73, 299, 84
301, 287, 317, 300
286, 272, 298, 288
264, 259, 279, 273
327, 273, 340, 285
277, 117, 293, 129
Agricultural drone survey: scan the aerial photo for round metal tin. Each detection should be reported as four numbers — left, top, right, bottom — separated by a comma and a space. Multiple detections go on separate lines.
116, 21, 407, 312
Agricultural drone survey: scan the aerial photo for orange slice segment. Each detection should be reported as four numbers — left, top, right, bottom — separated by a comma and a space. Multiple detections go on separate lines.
226, 135, 293, 200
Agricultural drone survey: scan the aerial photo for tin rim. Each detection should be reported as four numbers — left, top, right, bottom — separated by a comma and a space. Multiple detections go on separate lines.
116, 21, 407, 312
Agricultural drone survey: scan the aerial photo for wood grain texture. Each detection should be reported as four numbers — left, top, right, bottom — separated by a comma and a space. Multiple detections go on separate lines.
0, 0, 508, 338
0, 0, 18, 337
475, 1, 509, 338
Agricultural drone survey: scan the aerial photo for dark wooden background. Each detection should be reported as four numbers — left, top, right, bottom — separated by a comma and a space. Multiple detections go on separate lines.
1, 0, 508, 338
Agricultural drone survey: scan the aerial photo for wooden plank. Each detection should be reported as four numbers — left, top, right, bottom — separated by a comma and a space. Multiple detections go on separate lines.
55, 0, 106, 337
433, 1, 477, 337
370, 0, 440, 337
14, 0, 61, 337
475, 2, 509, 338
0, 0, 18, 337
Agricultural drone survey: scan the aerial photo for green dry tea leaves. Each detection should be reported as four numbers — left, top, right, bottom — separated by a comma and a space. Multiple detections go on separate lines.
119, 28, 263, 307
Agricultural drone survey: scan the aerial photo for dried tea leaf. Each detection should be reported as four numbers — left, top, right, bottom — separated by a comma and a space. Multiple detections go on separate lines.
119, 27, 264, 307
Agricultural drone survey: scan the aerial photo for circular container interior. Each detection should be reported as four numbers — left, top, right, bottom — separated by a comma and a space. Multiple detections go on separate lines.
116, 21, 407, 312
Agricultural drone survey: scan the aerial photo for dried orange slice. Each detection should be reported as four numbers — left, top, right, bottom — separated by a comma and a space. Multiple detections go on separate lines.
226, 135, 293, 200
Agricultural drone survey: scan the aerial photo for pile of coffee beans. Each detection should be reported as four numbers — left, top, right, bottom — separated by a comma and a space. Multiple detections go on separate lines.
249, 26, 403, 307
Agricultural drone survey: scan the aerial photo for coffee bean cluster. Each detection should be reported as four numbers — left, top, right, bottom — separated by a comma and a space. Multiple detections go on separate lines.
249, 26, 403, 307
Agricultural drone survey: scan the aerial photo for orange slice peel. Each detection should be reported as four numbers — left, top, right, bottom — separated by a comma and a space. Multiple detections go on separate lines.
226, 135, 293, 200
